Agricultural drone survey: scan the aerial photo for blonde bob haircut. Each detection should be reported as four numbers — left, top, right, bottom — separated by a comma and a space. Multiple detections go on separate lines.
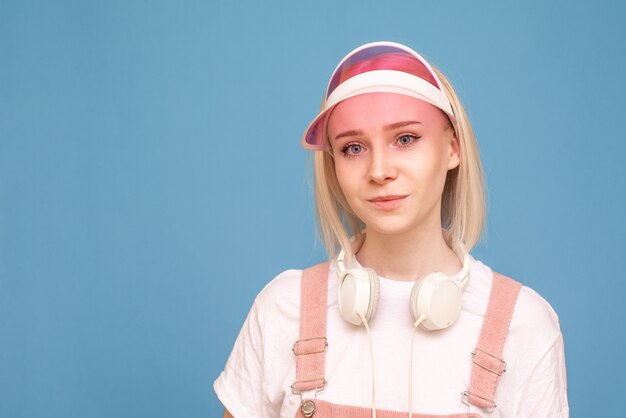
313, 67, 486, 259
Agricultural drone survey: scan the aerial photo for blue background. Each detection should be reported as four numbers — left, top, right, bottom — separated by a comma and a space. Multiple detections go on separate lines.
1, 0, 624, 416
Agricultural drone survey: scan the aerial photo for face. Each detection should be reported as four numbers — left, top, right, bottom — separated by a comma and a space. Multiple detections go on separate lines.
327, 92, 460, 237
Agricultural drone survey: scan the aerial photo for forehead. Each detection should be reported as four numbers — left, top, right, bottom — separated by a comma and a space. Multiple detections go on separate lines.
327, 92, 450, 134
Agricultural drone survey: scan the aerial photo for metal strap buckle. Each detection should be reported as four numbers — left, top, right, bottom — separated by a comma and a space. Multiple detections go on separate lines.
290, 378, 327, 395
291, 380, 326, 417
472, 348, 507, 375
462, 390, 497, 412
292, 337, 328, 356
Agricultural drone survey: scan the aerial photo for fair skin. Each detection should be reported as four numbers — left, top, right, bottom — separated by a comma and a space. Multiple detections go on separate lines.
222, 93, 460, 416
328, 92, 461, 281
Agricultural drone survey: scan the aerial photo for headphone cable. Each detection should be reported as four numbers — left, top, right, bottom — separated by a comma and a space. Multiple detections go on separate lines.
409, 314, 427, 418
358, 311, 377, 418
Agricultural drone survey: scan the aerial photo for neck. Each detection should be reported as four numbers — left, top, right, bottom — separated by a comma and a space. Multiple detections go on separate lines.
355, 225, 462, 282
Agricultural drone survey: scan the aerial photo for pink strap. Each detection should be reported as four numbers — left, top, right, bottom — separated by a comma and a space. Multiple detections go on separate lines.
292, 262, 329, 393
464, 272, 521, 410
292, 263, 515, 417
294, 400, 481, 418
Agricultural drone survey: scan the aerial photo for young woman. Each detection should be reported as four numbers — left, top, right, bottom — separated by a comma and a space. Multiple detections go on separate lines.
215, 42, 568, 418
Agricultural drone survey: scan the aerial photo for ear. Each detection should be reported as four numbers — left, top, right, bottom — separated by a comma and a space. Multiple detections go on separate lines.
447, 131, 461, 170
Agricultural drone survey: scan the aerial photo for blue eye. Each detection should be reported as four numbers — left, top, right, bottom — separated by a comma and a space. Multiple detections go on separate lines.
342, 143, 364, 156
397, 134, 420, 147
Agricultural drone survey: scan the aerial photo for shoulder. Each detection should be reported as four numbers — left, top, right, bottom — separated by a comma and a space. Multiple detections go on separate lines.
256, 269, 302, 302
253, 262, 333, 321
468, 258, 561, 336
509, 274, 563, 371
253, 268, 302, 319
474, 259, 564, 372
512, 281, 561, 338
489, 267, 562, 343
466, 258, 562, 361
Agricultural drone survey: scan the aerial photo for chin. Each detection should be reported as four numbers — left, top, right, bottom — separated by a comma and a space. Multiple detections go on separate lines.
361, 218, 419, 237
357, 208, 436, 237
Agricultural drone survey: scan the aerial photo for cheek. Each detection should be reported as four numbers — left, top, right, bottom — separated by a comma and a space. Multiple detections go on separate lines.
424, 139, 454, 175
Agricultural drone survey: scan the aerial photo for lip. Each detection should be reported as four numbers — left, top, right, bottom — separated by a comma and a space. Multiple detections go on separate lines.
367, 195, 407, 210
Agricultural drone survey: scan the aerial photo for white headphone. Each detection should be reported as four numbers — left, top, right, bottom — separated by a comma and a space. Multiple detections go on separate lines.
336, 241, 470, 331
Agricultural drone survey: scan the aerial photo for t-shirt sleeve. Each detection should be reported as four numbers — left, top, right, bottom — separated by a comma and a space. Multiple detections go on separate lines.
512, 330, 570, 417
213, 269, 302, 418
498, 281, 570, 417
214, 301, 265, 418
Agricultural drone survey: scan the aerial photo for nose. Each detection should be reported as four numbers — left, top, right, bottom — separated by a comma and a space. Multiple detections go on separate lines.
367, 146, 397, 184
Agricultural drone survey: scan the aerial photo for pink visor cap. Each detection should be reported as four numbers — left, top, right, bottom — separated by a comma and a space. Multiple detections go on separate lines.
301, 41, 457, 151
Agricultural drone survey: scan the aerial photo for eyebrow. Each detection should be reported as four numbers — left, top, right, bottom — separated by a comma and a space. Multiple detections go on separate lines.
332, 120, 422, 141
384, 120, 422, 130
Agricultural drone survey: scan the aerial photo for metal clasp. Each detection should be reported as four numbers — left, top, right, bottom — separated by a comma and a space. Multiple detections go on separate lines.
292, 382, 325, 418
462, 390, 497, 413
472, 348, 507, 376
290, 378, 327, 395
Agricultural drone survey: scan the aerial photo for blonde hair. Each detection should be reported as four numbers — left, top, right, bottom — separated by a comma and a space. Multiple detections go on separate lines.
313, 67, 486, 258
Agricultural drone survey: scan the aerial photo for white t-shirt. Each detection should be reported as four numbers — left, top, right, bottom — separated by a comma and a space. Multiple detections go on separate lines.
214, 258, 569, 417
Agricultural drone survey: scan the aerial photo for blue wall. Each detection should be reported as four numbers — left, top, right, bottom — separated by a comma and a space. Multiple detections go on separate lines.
1, 1, 624, 416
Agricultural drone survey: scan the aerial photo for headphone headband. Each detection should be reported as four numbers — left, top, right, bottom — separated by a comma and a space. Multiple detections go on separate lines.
336, 239, 470, 287
336, 238, 471, 330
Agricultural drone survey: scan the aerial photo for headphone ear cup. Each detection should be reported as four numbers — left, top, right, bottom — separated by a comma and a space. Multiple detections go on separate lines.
409, 278, 425, 324
364, 267, 380, 322
338, 267, 380, 326
410, 272, 463, 331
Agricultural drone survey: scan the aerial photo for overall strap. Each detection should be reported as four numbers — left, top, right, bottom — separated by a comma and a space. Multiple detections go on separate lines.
464, 272, 522, 411
292, 262, 330, 394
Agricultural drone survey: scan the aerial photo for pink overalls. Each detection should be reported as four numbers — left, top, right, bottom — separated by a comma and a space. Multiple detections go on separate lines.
291, 262, 522, 418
